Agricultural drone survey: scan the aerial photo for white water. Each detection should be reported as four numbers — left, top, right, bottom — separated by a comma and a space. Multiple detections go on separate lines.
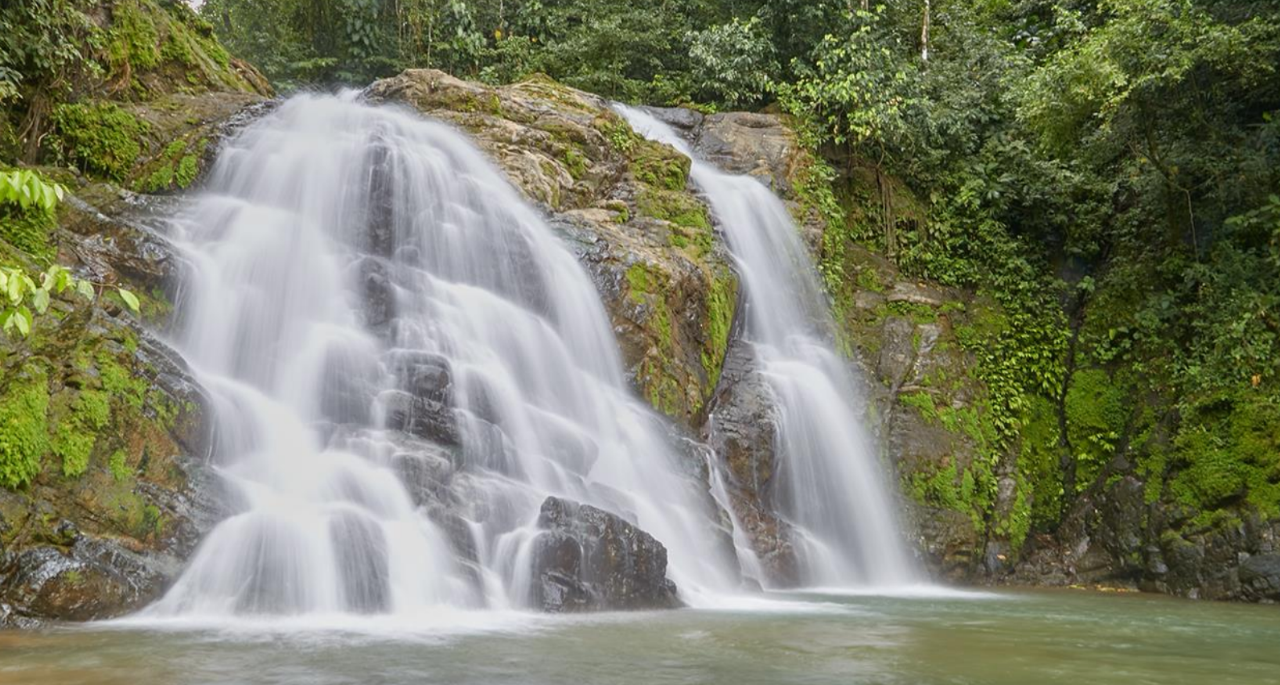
144, 94, 747, 620
618, 106, 920, 588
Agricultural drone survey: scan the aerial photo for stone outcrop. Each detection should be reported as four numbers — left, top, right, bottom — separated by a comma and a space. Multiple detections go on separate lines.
0, 235, 219, 627
531, 496, 680, 612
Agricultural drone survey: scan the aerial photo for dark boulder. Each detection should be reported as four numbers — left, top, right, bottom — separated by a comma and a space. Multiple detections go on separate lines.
1239, 554, 1280, 602
387, 350, 453, 405
381, 389, 460, 447
530, 496, 680, 612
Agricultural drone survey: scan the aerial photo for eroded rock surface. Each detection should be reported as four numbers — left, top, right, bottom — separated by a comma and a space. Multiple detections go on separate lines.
531, 496, 680, 612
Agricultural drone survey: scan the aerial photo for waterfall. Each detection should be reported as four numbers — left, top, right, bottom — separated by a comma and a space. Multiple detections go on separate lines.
618, 106, 920, 588
144, 93, 743, 619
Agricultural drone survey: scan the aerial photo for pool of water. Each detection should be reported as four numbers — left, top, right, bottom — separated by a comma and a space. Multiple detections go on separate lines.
2, 589, 1277, 685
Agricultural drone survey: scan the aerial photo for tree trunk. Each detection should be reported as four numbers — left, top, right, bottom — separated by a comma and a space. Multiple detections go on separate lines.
921, 0, 931, 62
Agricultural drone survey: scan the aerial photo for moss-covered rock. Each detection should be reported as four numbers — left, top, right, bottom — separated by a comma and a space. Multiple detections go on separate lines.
365, 70, 738, 428
0, 294, 215, 626
2, 142, 219, 627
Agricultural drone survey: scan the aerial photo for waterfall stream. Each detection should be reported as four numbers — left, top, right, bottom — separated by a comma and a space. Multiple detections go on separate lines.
618, 107, 920, 588
143, 94, 745, 620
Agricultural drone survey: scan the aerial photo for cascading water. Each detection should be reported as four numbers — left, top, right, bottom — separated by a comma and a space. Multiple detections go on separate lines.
143, 93, 744, 620
618, 106, 920, 588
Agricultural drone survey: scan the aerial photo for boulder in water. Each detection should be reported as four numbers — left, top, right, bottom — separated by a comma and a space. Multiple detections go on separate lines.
531, 497, 681, 612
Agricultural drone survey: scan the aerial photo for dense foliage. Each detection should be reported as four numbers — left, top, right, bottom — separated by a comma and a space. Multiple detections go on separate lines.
767, 0, 1280, 543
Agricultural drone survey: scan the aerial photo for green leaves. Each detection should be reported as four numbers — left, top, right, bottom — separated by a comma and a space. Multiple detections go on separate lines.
117, 288, 140, 313
2, 306, 32, 336
0, 263, 139, 338
687, 17, 778, 108
0, 170, 65, 215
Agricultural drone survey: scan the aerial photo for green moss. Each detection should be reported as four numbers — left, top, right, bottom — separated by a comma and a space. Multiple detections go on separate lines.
606, 200, 630, 223
0, 368, 51, 489
631, 141, 689, 191
175, 154, 198, 187
563, 148, 586, 180
638, 188, 711, 233
0, 211, 56, 262
139, 162, 174, 192
855, 267, 886, 293
160, 26, 196, 67
700, 272, 734, 391
1064, 368, 1125, 491
143, 503, 164, 535
594, 114, 638, 155
886, 300, 938, 324
641, 360, 683, 417
97, 351, 147, 410
136, 137, 202, 193
52, 102, 149, 182
901, 391, 940, 423
51, 388, 111, 479
626, 262, 654, 301
107, 0, 162, 73
1018, 395, 1065, 530
908, 462, 963, 511
53, 422, 94, 478
1003, 473, 1034, 553
108, 450, 131, 481
625, 261, 686, 417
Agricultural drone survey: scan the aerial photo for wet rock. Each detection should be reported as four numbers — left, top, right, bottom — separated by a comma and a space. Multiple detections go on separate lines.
58, 186, 180, 298
0, 303, 221, 627
702, 337, 799, 587
381, 389, 460, 447
1239, 554, 1280, 602
531, 496, 680, 612
357, 258, 396, 328
644, 106, 705, 135
388, 351, 453, 405
0, 540, 172, 623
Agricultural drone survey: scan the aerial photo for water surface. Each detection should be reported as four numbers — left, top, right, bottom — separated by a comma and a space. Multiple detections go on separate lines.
3, 590, 1276, 685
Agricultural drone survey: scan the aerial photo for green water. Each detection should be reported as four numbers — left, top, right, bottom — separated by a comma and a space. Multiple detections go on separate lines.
1, 589, 1277, 685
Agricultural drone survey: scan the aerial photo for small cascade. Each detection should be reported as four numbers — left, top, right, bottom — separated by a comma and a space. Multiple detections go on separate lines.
146, 94, 744, 620
619, 106, 920, 588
